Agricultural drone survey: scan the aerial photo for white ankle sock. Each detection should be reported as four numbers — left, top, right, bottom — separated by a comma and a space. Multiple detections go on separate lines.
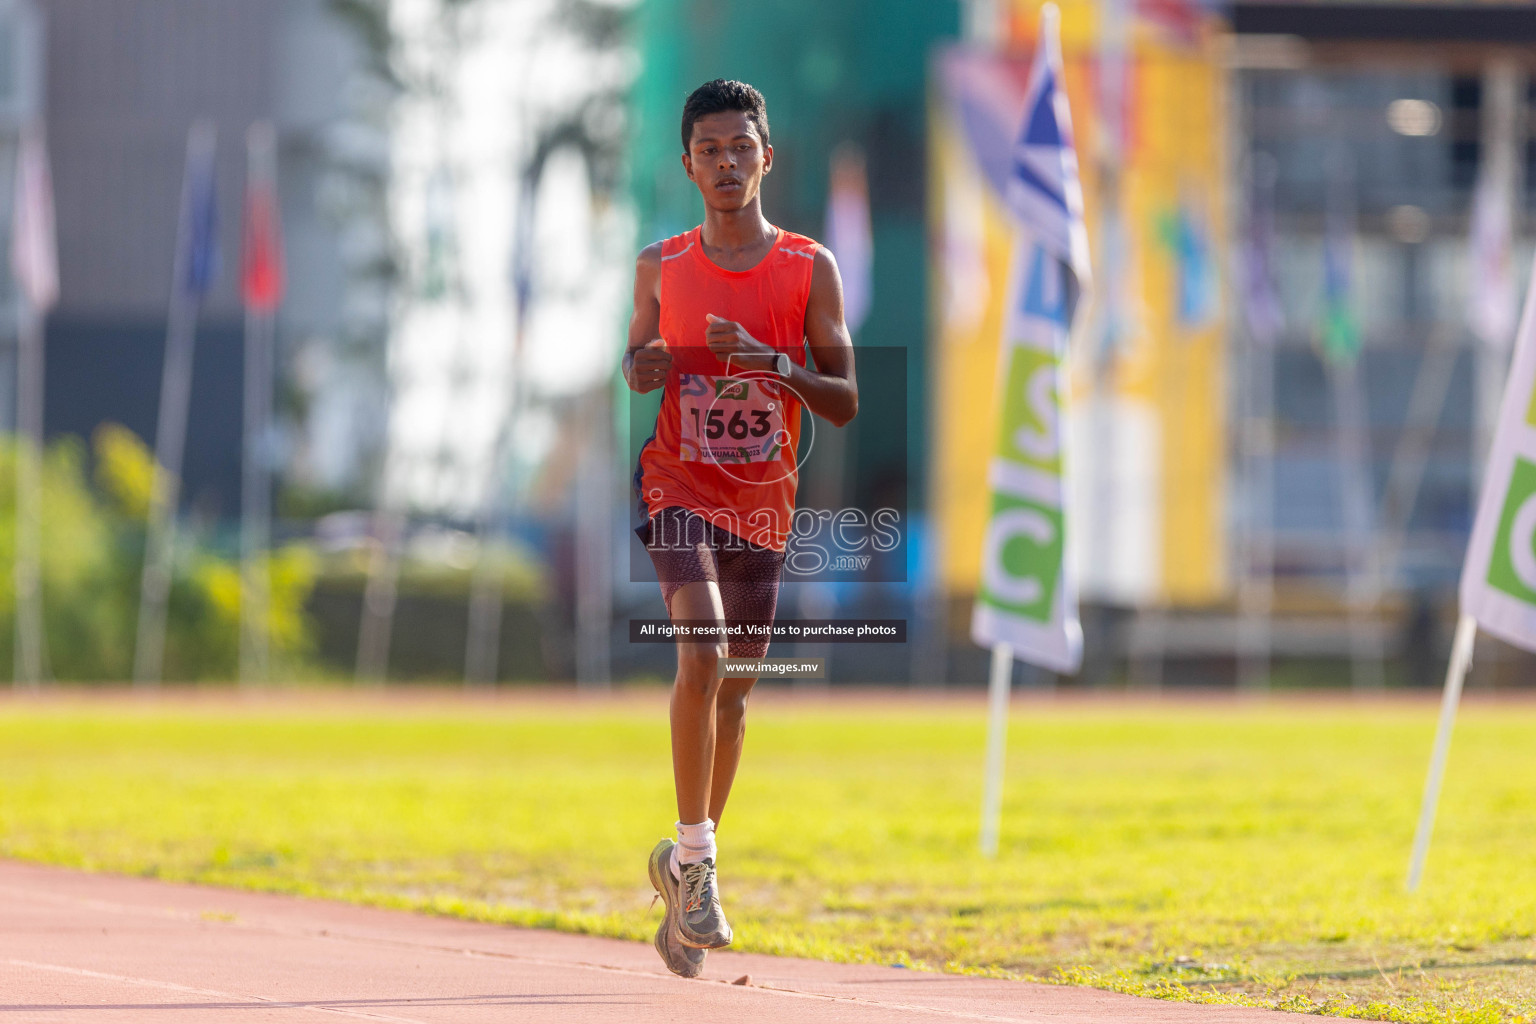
671, 818, 716, 879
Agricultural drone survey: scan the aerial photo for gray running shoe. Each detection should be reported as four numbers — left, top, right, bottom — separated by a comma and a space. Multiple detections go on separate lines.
676, 857, 732, 949
647, 839, 706, 978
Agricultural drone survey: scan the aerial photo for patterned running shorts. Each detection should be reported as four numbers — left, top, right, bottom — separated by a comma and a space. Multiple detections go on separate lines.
643, 506, 785, 660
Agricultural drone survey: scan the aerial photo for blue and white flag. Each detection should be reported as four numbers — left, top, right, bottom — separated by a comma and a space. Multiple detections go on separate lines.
970, 4, 1092, 674
1002, 22, 1090, 287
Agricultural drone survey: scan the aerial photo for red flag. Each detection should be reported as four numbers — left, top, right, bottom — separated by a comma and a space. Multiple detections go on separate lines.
242, 122, 284, 312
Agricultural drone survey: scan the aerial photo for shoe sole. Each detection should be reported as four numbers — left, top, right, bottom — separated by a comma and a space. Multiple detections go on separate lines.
648, 839, 705, 978
678, 921, 733, 950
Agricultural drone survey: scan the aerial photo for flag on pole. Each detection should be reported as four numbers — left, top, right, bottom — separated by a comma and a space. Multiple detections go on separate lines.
1407, 250, 1536, 891
1241, 155, 1284, 348
242, 126, 284, 312
1319, 159, 1360, 366
1459, 254, 1536, 651
11, 123, 57, 313
180, 127, 220, 299
240, 122, 282, 686
1467, 154, 1516, 352
824, 143, 872, 337
969, 5, 1092, 674
133, 121, 219, 687
1159, 200, 1216, 330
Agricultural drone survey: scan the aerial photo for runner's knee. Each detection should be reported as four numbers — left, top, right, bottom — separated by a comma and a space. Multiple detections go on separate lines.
675, 642, 723, 696
716, 683, 752, 729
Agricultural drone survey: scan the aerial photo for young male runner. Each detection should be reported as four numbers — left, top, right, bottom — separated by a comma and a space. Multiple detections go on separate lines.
623, 79, 858, 978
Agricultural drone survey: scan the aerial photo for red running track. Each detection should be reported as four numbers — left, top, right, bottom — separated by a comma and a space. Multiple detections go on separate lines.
0, 859, 1314, 1023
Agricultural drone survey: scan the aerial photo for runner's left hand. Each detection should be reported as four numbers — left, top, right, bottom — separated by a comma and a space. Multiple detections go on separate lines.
705, 313, 778, 371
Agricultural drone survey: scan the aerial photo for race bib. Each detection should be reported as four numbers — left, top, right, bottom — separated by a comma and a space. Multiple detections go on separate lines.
678, 374, 790, 464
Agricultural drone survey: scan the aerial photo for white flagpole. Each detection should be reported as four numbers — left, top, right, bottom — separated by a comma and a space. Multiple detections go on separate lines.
1236, 152, 1279, 695
574, 388, 614, 690
13, 294, 44, 687
1407, 612, 1476, 892
134, 121, 216, 688
11, 122, 57, 689
239, 299, 275, 684
239, 122, 278, 686
464, 503, 505, 685
1376, 331, 1456, 591
979, 641, 1012, 857
463, 357, 518, 687
355, 507, 403, 685
1330, 358, 1386, 691
133, 274, 199, 687
1322, 153, 1385, 692
1236, 318, 1276, 694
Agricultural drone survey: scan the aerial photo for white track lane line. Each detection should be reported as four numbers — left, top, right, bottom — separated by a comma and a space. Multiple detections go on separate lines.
1, 958, 435, 1024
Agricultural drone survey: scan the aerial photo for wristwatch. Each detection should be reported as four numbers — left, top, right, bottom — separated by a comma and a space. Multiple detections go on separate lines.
771, 352, 791, 378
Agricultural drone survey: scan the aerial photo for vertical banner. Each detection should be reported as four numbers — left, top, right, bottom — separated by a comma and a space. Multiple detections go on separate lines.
1408, 252, 1536, 891
931, 5, 1228, 613
1460, 255, 1536, 652
967, 8, 1091, 674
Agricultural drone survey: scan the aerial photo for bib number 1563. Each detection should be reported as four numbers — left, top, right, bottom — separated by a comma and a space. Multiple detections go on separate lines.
678, 374, 788, 464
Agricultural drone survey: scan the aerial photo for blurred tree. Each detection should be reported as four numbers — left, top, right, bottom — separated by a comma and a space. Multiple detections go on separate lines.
0, 426, 318, 682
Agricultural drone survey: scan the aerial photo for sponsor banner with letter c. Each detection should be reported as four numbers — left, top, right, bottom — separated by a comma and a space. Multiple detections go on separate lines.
1462, 256, 1536, 652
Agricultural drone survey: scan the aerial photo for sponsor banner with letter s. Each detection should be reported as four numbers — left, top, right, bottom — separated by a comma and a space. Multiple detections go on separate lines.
969, 10, 1090, 674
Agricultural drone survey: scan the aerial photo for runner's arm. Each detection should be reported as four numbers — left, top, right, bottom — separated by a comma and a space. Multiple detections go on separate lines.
793, 247, 858, 426
701, 247, 858, 425
622, 243, 670, 394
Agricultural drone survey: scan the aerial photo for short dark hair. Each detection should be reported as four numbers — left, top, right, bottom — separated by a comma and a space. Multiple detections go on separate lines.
680, 79, 770, 153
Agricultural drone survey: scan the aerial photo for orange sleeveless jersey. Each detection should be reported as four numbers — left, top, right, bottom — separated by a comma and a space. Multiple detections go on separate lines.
634, 225, 819, 552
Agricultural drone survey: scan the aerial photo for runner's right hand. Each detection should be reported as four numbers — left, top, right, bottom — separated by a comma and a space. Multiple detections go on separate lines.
630, 338, 671, 393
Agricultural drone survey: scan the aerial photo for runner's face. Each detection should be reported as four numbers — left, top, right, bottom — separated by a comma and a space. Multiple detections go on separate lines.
683, 111, 772, 212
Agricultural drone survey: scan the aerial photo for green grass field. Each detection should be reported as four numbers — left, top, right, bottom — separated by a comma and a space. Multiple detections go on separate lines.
0, 690, 1532, 1023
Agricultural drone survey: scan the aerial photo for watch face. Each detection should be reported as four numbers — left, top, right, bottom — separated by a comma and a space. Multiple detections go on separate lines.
776, 353, 790, 376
